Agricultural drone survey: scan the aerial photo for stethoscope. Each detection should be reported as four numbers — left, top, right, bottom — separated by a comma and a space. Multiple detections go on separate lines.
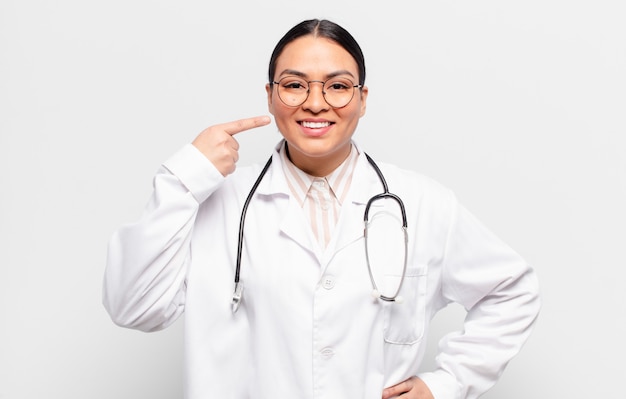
231, 152, 408, 313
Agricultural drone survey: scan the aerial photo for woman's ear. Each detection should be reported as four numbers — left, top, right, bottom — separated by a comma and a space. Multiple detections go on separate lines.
359, 85, 368, 117
265, 83, 275, 115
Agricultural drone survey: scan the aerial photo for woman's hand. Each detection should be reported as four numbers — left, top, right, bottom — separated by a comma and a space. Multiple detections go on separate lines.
382, 376, 434, 399
192, 115, 271, 176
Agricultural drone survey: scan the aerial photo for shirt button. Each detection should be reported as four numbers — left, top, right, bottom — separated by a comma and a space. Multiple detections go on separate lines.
320, 347, 335, 358
322, 275, 335, 290
321, 202, 330, 211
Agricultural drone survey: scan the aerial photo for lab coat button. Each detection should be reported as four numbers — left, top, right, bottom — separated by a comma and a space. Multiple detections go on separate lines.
320, 347, 335, 358
322, 276, 335, 289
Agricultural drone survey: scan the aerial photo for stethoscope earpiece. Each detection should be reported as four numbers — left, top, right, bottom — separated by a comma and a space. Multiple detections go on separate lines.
232, 282, 244, 313
372, 290, 404, 304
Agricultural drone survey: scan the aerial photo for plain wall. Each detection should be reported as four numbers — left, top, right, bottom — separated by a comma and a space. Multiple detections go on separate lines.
1, 0, 624, 398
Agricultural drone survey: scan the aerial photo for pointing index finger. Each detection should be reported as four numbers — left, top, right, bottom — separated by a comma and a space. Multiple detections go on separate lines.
222, 116, 272, 136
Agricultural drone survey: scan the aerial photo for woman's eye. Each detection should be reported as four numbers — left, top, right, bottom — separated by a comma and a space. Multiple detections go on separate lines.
284, 82, 306, 90
328, 82, 350, 90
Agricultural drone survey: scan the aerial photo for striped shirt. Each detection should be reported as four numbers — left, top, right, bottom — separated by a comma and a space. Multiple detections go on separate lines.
279, 141, 359, 250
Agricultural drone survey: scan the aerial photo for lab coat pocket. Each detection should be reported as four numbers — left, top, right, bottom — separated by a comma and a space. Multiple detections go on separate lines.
383, 265, 428, 345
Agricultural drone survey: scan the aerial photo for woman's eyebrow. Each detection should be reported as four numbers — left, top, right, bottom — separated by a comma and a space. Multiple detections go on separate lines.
277, 69, 307, 79
277, 69, 357, 79
326, 70, 356, 79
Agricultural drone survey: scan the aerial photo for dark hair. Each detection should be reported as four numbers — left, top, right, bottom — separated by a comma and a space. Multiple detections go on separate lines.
268, 19, 366, 86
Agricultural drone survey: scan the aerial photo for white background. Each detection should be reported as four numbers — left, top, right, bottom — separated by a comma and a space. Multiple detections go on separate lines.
1, 0, 624, 398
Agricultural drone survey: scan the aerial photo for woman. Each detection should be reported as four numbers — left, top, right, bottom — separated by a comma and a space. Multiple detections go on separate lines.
103, 19, 540, 399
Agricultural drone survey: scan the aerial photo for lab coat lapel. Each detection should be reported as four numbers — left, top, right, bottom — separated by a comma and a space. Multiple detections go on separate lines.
280, 198, 318, 254
255, 148, 318, 255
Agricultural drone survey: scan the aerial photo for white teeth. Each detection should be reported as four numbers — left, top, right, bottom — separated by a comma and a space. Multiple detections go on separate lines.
302, 121, 330, 128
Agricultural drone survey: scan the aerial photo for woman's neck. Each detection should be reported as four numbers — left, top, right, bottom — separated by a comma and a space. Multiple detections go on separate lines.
284, 141, 352, 177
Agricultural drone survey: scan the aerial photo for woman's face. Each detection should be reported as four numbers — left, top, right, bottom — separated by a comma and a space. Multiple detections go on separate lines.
266, 35, 368, 176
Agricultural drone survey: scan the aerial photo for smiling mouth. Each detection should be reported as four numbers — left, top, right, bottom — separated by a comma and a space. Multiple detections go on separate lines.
300, 121, 333, 129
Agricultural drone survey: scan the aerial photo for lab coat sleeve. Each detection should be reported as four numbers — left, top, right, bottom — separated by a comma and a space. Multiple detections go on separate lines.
418, 193, 541, 399
103, 144, 224, 332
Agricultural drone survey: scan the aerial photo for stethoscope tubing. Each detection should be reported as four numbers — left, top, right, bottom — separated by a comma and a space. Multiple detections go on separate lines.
232, 151, 408, 312
362, 153, 409, 302
235, 156, 273, 285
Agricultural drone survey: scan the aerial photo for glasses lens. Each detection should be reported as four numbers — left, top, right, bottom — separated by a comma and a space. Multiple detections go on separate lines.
276, 77, 309, 107
323, 77, 356, 108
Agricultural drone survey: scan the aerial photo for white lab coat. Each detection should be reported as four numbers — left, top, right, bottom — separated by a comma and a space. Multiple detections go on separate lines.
103, 140, 540, 399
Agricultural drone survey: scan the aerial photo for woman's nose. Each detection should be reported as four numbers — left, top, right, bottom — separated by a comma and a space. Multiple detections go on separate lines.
303, 81, 329, 112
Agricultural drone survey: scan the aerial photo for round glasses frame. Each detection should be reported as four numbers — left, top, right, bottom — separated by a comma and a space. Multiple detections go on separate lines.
271, 76, 363, 109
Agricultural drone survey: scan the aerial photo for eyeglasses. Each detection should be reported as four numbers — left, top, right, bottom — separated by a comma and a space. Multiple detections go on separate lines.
271, 76, 363, 109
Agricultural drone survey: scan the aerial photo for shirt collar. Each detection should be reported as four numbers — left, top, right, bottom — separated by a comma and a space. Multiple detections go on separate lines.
279, 140, 360, 207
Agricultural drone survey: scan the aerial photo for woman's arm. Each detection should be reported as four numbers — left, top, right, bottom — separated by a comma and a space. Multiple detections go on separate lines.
102, 116, 271, 332
102, 144, 224, 332
418, 196, 541, 399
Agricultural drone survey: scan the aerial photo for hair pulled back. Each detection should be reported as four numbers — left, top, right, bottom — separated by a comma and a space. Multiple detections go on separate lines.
268, 19, 366, 86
